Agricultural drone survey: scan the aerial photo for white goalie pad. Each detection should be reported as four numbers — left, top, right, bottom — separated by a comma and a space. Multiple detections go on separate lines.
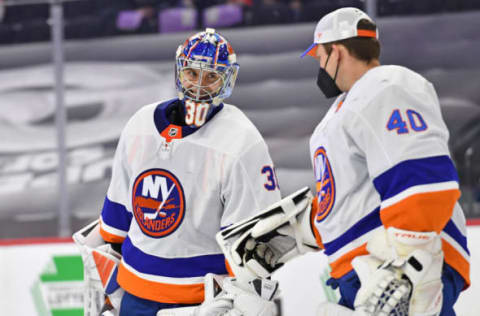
73, 220, 124, 316
216, 187, 319, 282
157, 275, 279, 316
156, 274, 227, 316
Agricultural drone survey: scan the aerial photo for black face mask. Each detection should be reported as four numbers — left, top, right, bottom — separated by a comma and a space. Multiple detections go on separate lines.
316, 51, 342, 99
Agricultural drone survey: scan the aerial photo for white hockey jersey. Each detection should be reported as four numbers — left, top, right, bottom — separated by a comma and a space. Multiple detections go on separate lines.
99, 99, 281, 303
310, 65, 470, 286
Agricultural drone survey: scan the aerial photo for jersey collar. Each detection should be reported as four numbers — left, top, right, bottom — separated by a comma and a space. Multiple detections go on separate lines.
154, 98, 224, 142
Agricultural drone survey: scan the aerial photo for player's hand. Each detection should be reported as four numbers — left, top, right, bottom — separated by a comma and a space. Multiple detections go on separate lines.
244, 239, 278, 271
242, 236, 295, 277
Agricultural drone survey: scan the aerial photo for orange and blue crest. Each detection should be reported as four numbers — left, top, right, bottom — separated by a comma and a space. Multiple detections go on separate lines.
132, 169, 185, 238
313, 147, 336, 222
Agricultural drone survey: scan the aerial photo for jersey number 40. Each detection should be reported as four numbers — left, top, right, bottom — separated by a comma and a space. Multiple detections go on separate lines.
387, 109, 428, 134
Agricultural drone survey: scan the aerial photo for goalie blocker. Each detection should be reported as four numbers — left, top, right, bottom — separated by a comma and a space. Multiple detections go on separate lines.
216, 186, 320, 283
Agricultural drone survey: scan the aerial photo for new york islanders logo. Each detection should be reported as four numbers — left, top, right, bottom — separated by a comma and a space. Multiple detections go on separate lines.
132, 169, 185, 238
313, 147, 336, 223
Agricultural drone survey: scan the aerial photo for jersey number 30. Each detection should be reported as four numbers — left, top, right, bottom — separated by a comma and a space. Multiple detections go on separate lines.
387, 109, 427, 134
262, 166, 279, 191
185, 100, 209, 126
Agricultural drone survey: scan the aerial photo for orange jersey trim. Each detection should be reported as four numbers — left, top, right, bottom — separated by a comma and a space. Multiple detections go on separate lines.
117, 263, 204, 304
225, 260, 235, 277
380, 189, 460, 233
99, 226, 126, 244
160, 124, 183, 143
329, 244, 369, 279
327, 239, 470, 289
442, 239, 470, 288
335, 100, 344, 113
311, 197, 324, 249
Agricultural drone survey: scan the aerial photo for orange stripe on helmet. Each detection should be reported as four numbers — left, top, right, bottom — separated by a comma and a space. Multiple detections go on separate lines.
186, 40, 201, 62
214, 41, 221, 66
357, 29, 377, 38
117, 263, 204, 304
380, 189, 460, 233
226, 41, 234, 55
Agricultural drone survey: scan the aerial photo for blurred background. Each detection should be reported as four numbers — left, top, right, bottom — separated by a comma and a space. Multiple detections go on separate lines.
1, 0, 480, 239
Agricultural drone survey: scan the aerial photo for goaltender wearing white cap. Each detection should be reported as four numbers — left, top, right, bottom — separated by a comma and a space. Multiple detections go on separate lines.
176, 6, 470, 316
293, 8, 468, 316
157, 6, 470, 316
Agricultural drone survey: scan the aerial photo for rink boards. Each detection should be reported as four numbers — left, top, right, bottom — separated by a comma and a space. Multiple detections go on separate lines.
0, 225, 478, 316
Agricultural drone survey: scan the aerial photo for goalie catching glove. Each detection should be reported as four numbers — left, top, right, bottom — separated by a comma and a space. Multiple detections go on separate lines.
315, 227, 444, 316
72, 220, 124, 316
353, 227, 444, 316
216, 187, 320, 282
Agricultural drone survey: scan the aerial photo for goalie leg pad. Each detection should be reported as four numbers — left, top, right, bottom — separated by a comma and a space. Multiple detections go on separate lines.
73, 220, 124, 315
157, 274, 230, 316
223, 277, 279, 316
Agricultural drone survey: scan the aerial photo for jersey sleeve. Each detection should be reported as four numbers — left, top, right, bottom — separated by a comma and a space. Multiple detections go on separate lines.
220, 140, 281, 228
345, 83, 460, 233
99, 129, 133, 243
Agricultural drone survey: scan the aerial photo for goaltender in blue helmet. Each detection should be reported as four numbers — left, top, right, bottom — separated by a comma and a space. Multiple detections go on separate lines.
73, 28, 281, 316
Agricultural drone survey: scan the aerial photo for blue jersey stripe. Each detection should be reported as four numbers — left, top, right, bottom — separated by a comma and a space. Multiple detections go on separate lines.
324, 207, 382, 256
101, 197, 132, 232
373, 155, 459, 201
443, 220, 470, 255
122, 236, 228, 278
323, 208, 469, 258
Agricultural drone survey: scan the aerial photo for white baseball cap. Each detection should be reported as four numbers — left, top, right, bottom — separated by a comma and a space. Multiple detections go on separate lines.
301, 7, 378, 58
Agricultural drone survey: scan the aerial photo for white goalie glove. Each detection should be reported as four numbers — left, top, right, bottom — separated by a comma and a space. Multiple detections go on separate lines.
352, 227, 444, 316
73, 220, 125, 316
157, 274, 279, 316
316, 227, 444, 316
216, 187, 320, 282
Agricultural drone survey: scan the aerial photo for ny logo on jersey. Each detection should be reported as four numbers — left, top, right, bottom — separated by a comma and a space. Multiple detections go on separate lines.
142, 175, 175, 219
132, 169, 186, 238
313, 147, 336, 223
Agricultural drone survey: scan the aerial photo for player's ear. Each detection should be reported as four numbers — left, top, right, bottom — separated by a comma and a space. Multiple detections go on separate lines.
333, 44, 344, 60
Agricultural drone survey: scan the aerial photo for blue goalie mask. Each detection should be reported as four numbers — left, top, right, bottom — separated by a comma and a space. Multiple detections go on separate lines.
175, 28, 239, 106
